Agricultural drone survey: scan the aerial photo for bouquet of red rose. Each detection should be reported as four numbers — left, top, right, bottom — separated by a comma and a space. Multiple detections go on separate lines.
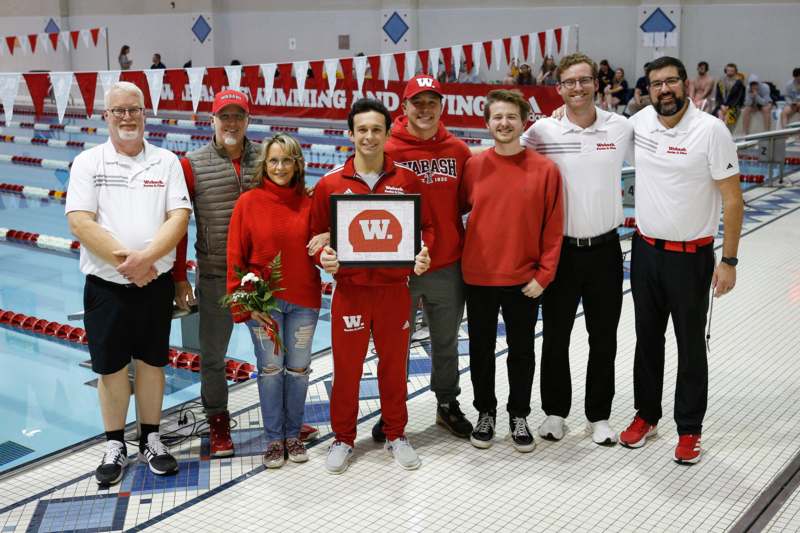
220, 253, 284, 354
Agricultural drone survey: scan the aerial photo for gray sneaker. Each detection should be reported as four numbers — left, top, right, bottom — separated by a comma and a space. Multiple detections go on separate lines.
385, 437, 421, 470
325, 441, 353, 474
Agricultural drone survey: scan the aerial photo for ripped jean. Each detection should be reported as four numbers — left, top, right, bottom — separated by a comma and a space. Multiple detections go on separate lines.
247, 299, 319, 441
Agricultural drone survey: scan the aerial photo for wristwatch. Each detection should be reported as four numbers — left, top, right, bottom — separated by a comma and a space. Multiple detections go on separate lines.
721, 256, 738, 267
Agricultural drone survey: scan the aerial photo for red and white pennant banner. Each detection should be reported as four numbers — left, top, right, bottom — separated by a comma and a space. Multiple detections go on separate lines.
1, 27, 104, 56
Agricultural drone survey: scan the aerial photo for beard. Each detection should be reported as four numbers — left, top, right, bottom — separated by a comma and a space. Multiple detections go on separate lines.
222, 135, 239, 146
653, 93, 685, 117
117, 128, 139, 141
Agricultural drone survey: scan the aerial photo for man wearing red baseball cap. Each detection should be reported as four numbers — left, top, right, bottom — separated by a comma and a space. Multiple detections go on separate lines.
370, 74, 474, 443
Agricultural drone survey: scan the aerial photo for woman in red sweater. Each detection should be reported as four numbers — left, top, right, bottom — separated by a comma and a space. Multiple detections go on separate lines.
227, 133, 321, 469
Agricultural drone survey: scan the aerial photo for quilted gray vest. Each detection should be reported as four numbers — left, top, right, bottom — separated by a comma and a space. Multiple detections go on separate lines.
186, 137, 261, 275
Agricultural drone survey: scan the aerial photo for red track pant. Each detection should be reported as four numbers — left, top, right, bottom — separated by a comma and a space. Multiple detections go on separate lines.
330, 283, 411, 446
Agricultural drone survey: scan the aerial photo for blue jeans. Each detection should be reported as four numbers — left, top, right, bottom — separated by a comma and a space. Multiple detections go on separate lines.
247, 299, 319, 441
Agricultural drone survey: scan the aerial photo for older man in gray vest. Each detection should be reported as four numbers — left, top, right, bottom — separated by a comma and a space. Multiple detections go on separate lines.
173, 90, 262, 457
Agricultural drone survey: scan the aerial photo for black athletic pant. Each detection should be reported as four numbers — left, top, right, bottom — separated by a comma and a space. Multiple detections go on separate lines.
540, 239, 623, 422
466, 284, 540, 418
630, 233, 714, 435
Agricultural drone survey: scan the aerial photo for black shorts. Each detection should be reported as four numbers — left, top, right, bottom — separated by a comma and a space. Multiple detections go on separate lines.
83, 272, 175, 375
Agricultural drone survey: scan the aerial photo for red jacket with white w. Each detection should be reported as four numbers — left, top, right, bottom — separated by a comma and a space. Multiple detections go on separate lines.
310, 154, 435, 286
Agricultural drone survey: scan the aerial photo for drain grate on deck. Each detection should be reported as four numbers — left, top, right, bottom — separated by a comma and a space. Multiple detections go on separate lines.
0, 440, 34, 466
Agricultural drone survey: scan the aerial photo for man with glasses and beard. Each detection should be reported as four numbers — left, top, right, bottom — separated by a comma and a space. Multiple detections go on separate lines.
618, 57, 744, 465
521, 53, 632, 446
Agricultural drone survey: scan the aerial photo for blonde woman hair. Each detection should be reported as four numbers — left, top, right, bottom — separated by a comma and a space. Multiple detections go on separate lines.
253, 133, 306, 194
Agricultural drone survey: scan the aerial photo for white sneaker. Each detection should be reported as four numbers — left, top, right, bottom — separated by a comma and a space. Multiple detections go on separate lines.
537, 415, 566, 441
325, 441, 353, 474
385, 437, 421, 470
587, 420, 618, 445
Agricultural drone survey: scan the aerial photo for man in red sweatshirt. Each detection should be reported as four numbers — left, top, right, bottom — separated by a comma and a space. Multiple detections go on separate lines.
369, 75, 473, 442
311, 98, 435, 474
460, 89, 563, 453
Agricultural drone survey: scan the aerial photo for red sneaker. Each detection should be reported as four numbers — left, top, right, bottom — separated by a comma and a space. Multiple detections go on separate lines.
208, 412, 234, 458
674, 434, 702, 464
619, 415, 657, 449
299, 423, 319, 442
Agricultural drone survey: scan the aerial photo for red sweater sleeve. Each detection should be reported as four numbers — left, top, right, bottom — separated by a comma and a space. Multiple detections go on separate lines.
309, 178, 330, 268
532, 164, 564, 289
458, 160, 474, 215
172, 158, 196, 283
226, 195, 252, 322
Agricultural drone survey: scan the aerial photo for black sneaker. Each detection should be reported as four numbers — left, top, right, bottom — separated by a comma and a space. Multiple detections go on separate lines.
95, 440, 129, 486
139, 433, 179, 475
436, 400, 473, 438
371, 418, 386, 443
509, 417, 536, 453
470, 412, 496, 449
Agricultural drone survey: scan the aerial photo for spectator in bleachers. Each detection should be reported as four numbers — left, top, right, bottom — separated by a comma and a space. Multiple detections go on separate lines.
741, 74, 773, 134
780, 67, 800, 128
624, 63, 651, 116
537, 56, 558, 86
597, 60, 613, 100
715, 63, 745, 131
502, 58, 520, 85
458, 59, 479, 84
118, 45, 132, 70
603, 68, 629, 111
689, 61, 715, 113
150, 53, 166, 70
516, 63, 535, 86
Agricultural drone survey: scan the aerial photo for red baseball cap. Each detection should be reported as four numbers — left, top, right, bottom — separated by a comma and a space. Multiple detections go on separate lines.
212, 89, 250, 114
402, 75, 444, 100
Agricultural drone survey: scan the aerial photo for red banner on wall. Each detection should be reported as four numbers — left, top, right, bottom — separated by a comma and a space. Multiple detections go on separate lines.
157, 79, 561, 129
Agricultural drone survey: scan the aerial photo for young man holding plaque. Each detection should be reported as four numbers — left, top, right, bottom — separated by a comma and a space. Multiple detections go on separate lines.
310, 98, 435, 474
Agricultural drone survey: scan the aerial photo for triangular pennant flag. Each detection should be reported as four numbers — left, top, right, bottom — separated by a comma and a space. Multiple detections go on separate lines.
74, 72, 98, 117
0, 42, 4, 56
119, 71, 152, 109
463, 45, 474, 77
277, 63, 293, 92
379, 54, 392, 89
259, 63, 277, 105
392, 53, 405, 84
60, 31, 70, 50
90, 28, 101, 46
144, 69, 165, 115
80, 29, 90, 48
502, 38, 511, 66
404, 50, 417, 81
510, 35, 521, 62
560, 26, 570, 55
545, 29, 555, 58
492, 39, 503, 71
353, 55, 368, 92
224, 65, 242, 91
451, 45, 462, 81
520, 34, 530, 61
48, 32, 59, 52
186, 67, 205, 112
428, 48, 441, 79
41, 33, 52, 54
471, 43, 482, 76
538, 32, 547, 60
309, 60, 324, 91
22, 73, 50, 117
554, 27, 563, 56
366, 55, 380, 85
528, 33, 538, 71
205, 67, 228, 95
98, 70, 120, 100
483, 41, 493, 71
339, 57, 354, 91
5, 37, 16, 56
70, 30, 80, 49
418, 50, 429, 74
0, 73, 21, 124
240, 65, 261, 104
293, 60, 309, 104
323, 58, 339, 95
441, 47, 453, 77
27, 34, 38, 54
49, 72, 73, 123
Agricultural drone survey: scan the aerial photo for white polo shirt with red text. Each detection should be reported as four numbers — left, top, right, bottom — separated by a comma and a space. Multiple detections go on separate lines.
522, 107, 632, 238
629, 100, 739, 241
65, 139, 192, 284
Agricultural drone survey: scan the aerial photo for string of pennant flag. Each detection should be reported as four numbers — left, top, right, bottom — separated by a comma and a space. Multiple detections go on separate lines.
0, 27, 105, 56
0, 25, 574, 124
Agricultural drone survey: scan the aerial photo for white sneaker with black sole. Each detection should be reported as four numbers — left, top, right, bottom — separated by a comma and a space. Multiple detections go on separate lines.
139, 433, 179, 475
587, 420, 618, 446
508, 417, 536, 453
95, 440, 129, 486
538, 415, 566, 441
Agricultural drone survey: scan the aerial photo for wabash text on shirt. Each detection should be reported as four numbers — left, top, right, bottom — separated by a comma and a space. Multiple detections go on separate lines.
402, 158, 458, 184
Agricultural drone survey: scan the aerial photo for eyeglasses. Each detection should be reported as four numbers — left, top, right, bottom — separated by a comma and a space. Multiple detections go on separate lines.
649, 77, 683, 91
559, 77, 595, 89
109, 107, 143, 118
267, 158, 295, 168
217, 112, 247, 122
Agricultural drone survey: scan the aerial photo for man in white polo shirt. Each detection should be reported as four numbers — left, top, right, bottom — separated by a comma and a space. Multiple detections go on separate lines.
618, 57, 743, 464
66, 81, 192, 485
522, 52, 632, 446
